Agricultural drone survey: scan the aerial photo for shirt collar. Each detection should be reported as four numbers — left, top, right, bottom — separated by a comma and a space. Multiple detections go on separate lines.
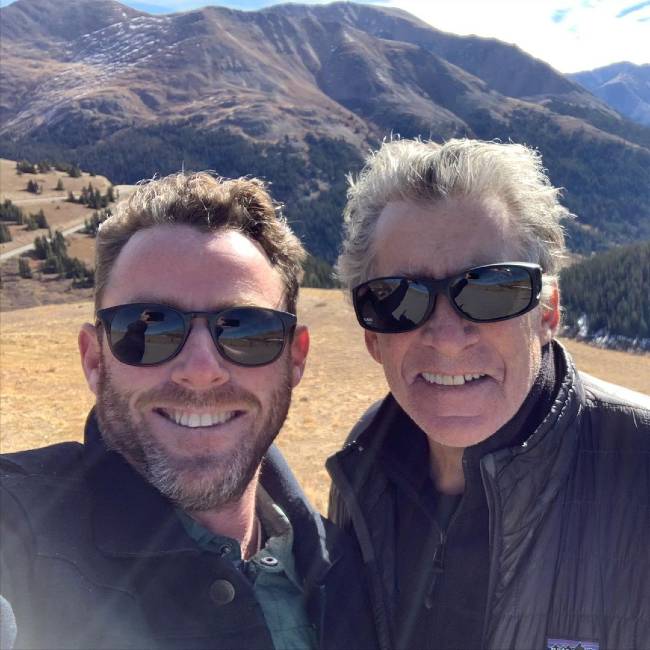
175, 486, 302, 589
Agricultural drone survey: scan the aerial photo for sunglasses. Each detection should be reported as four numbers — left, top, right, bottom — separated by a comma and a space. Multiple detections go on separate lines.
96, 303, 297, 367
352, 262, 542, 333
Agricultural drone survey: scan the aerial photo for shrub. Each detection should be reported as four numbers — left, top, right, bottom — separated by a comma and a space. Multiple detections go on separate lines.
0, 223, 11, 243
18, 257, 32, 278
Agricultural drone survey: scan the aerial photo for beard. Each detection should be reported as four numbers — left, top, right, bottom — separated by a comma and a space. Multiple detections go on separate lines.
95, 349, 293, 512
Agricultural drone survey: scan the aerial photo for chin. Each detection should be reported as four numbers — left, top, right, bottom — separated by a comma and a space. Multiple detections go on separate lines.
418, 414, 498, 449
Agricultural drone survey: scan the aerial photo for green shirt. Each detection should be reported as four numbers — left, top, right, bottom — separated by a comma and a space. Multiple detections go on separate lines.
177, 488, 318, 650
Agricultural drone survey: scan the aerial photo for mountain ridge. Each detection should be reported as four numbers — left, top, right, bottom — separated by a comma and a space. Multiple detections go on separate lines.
569, 62, 650, 126
1, 0, 649, 260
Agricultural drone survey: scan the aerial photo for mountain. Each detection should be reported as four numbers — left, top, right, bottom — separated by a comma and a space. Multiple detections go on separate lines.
1, 0, 649, 262
570, 62, 650, 127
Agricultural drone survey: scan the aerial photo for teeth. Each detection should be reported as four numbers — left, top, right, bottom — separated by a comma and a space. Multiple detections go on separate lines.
421, 373, 486, 386
166, 410, 236, 428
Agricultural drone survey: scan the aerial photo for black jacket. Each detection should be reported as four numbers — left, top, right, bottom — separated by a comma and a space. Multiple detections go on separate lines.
0, 411, 378, 650
327, 342, 650, 650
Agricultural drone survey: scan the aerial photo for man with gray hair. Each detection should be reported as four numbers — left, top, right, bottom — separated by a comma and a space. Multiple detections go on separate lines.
0, 172, 378, 649
327, 139, 650, 650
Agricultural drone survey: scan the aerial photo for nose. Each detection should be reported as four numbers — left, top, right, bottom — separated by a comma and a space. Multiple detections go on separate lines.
169, 320, 231, 389
419, 294, 480, 354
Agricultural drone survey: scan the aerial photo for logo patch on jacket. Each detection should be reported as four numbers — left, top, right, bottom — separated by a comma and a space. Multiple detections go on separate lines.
547, 639, 599, 650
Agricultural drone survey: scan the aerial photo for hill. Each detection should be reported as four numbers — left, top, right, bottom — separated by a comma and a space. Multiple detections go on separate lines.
0, 157, 118, 255
570, 62, 650, 127
1, 290, 648, 511
1, 0, 650, 261
560, 241, 650, 350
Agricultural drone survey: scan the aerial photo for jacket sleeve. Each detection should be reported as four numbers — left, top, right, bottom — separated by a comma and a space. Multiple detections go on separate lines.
0, 481, 35, 647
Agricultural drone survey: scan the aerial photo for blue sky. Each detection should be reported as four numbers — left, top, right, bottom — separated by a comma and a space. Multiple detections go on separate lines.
1, 0, 648, 72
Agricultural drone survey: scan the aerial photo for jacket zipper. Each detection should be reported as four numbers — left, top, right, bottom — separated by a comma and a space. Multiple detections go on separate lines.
424, 530, 446, 609
480, 454, 501, 650
423, 455, 467, 611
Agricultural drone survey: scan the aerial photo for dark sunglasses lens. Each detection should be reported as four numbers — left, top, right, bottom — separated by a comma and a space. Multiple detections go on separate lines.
108, 305, 185, 365
451, 266, 534, 321
214, 308, 287, 366
355, 278, 431, 332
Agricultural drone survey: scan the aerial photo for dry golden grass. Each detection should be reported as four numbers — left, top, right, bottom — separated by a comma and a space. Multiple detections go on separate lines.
0, 158, 112, 202
1, 289, 648, 512
0, 158, 133, 256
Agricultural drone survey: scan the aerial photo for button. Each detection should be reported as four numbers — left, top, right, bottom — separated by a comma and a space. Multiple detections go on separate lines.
219, 544, 232, 556
259, 556, 279, 567
209, 579, 235, 606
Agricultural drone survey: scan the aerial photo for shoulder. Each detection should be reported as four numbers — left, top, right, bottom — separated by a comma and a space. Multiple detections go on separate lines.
579, 372, 650, 410
566, 371, 650, 477
1, 442, 84, 479
578, 372, 650, 435
1, 443, 88, 527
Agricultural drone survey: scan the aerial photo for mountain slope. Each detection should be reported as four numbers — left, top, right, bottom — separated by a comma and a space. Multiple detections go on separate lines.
570, 62, 650, 126
1, 0, 649, 260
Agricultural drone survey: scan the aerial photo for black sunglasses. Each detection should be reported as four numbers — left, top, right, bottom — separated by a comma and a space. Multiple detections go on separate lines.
96, 303, 297, 367
352, 262, 542, 333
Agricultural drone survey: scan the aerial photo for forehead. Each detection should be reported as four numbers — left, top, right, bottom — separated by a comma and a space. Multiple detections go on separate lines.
101, 225, 285, 310
371, 196, 518, 277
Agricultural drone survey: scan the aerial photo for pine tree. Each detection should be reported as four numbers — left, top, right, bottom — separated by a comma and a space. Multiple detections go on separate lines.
26, 179, 40, 194
18, 257, 32, 278
34, 210, 48, 229
0, 223, 11, 243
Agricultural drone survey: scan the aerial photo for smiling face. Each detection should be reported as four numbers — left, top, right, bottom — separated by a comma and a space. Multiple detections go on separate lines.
79, 225, 308, 511
364, 196, 556, 449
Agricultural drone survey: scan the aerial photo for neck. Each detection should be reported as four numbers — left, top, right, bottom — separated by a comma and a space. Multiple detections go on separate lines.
187, 472, 260, 560
428, 440, 465, 495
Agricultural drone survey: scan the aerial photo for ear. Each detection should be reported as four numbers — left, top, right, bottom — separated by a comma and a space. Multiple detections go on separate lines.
79, 323, 101, 396
289, 325, 310, 387
540, 282, 560, 344
364, 330, 383, 365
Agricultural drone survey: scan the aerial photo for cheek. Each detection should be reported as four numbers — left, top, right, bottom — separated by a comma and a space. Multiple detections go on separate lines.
499, 319, 543, 385
102, 354, 164, 406
376, 336, 411, 378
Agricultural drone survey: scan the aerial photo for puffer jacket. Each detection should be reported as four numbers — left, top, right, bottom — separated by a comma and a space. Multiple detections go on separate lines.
0, 410, 379, 650
327, 342, 650, 650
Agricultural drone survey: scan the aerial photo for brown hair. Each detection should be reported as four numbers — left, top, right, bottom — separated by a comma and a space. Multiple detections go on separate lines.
94, 173, 305, 313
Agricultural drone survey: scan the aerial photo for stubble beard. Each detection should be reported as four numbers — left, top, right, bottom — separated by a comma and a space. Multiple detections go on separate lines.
95, 350, 293, 512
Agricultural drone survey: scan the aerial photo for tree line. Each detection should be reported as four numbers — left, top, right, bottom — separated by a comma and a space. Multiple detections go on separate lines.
16, 159, 82, 178
560, 241, 650, 343
67, 183, 116, 209
24, 230, 94, 287
3, 110, 648, 259
0, 200, 50, 242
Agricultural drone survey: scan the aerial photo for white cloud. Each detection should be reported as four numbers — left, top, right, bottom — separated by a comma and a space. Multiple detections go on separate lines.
382, 0, 649, 72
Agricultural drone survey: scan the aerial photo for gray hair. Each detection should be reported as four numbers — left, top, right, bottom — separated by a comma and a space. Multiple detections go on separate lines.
336, 138, 572, 300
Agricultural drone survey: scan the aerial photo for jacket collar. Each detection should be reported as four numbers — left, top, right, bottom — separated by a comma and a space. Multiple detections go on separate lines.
83, 410, 197, 557
330, 340, 583, 517
479, 341, 583, 533
82, 410, 338, 581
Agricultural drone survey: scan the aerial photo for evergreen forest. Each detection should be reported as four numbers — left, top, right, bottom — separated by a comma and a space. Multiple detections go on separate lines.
560, 241, 650, 344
